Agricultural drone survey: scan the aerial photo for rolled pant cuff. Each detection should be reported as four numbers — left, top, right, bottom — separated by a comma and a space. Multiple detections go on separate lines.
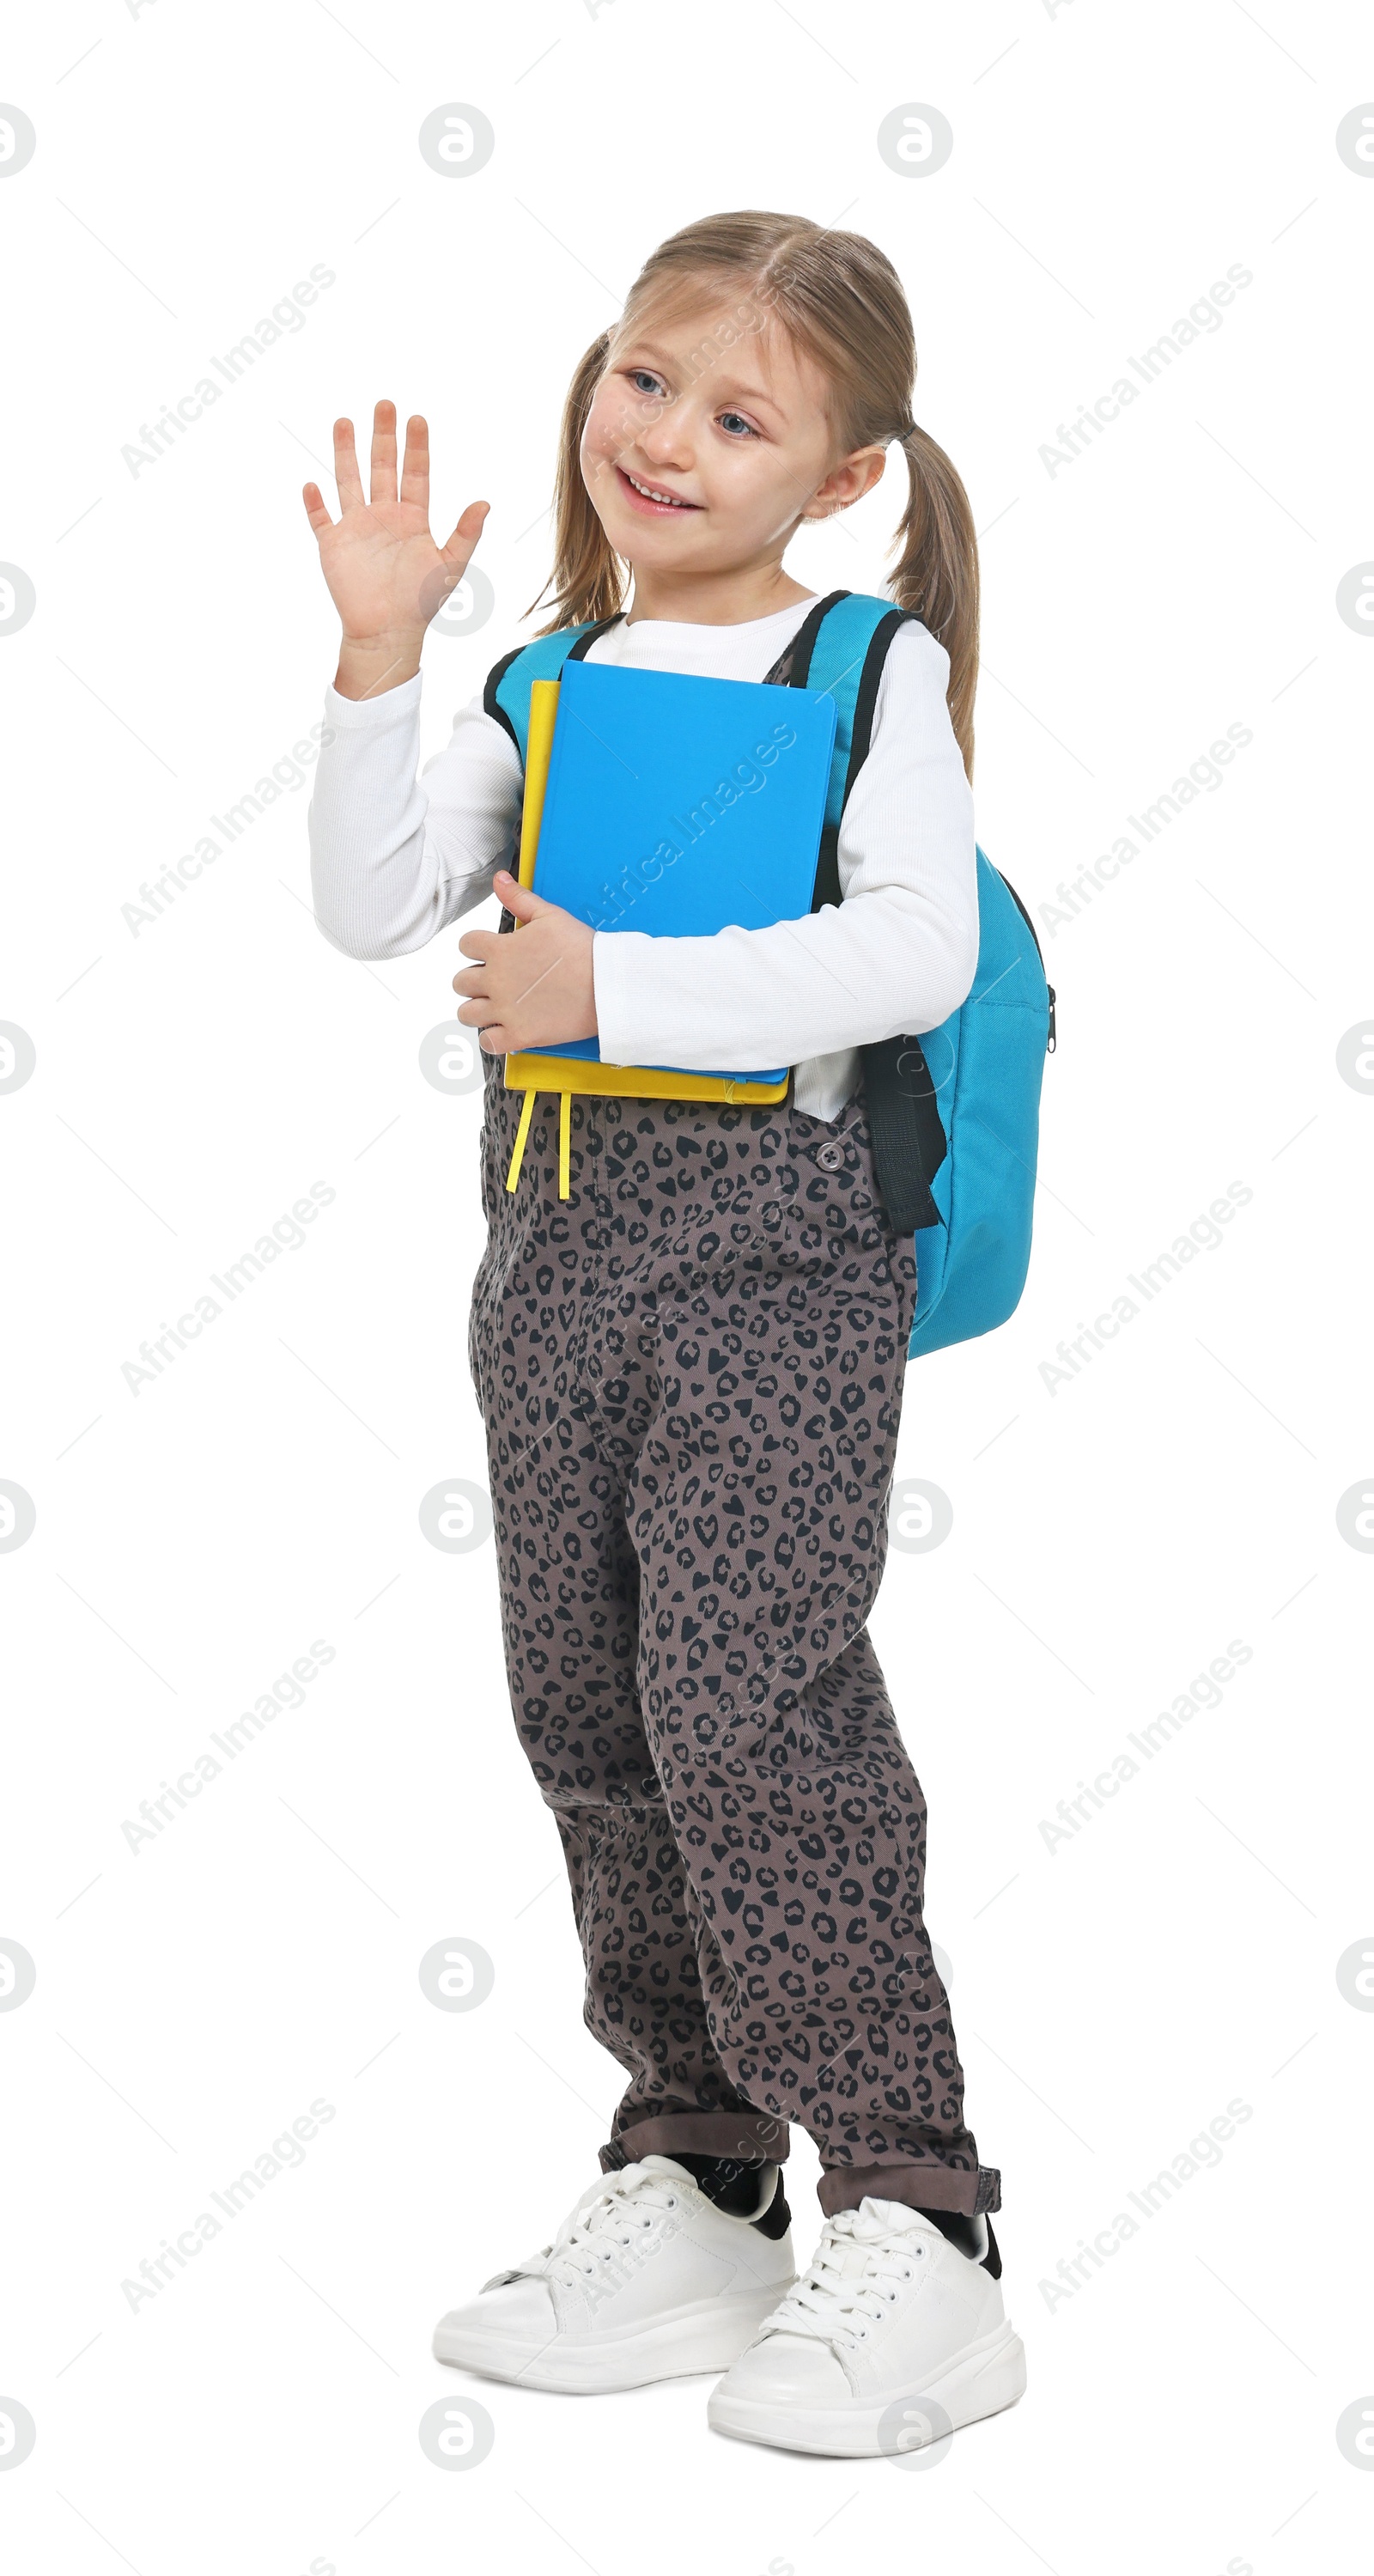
603, 2110, 790, 2168
818, 2161, 1001, 2219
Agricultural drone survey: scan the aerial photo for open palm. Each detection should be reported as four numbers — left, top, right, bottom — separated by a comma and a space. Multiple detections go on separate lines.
302, 400, 489, 648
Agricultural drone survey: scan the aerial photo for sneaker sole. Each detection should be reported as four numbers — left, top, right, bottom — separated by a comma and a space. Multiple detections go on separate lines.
707, 2319, 1027, 2457
434, 2282, 795, 2394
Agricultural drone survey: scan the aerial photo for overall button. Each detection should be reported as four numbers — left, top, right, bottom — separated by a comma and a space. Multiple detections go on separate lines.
816, 1141, 846, 1171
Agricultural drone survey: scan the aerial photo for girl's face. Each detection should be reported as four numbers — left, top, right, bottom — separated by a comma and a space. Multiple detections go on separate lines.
580, 296, 885, 581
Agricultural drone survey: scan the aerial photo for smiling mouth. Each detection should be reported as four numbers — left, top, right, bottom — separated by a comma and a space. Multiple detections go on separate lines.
615, 465, 702, 514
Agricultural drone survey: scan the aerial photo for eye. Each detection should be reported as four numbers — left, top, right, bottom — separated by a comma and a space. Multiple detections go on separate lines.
718, 411, 758, 440
627, 368, 665, 399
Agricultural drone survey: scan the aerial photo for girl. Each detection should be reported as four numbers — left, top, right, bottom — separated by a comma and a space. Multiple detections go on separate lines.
304, 210, 1025, 2457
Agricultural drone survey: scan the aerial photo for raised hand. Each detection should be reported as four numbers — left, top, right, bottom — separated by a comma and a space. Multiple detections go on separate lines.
302, 400, 489, 699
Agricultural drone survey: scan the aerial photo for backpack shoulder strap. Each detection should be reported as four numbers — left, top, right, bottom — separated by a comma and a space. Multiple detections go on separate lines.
766, 592, 922, 909
773, 589, 946, 1237
484, 612, 626, 765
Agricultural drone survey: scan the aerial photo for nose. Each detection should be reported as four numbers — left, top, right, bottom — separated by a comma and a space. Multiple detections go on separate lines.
633, 402, 694, 474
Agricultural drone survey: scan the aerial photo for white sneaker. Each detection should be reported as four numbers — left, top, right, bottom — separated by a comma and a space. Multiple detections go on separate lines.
432, 2156, 795, 2393
708, 2197, 1026, 2457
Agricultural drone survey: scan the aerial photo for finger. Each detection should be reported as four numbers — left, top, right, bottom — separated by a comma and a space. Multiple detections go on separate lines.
301, 482, 335, 536
370, 399, 398, 508
495, 869, 555, 922
437, 497, 491, 578
455, 997, 502, 1028
399, 413, 429, 517
332, 417, 364, 511
456, 929, 498, 962
451, 966, 490, 996
478, 1026, 510, 1054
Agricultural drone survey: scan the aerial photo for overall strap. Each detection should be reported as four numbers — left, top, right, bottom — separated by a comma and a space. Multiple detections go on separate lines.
485, 612, 627, 766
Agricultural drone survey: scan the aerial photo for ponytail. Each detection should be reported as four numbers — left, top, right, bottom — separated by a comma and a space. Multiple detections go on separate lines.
891, 424, 980, 781
529, 330, 626, 634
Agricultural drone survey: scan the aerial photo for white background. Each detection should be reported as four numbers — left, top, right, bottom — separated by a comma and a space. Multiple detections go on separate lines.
2, 3, 1371, 2570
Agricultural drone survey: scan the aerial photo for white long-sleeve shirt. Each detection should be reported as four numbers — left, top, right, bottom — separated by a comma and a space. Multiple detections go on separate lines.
309, 595, 978, 1121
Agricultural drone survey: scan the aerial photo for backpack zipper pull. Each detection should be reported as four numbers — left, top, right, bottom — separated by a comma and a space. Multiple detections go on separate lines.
1046, 986, 1056, 1053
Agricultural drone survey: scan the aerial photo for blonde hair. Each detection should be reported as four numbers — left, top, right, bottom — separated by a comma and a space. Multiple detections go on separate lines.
532, 210, 980, 775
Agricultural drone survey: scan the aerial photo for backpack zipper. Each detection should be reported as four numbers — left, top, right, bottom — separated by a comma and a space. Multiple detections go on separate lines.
995, 868, 1057, 1054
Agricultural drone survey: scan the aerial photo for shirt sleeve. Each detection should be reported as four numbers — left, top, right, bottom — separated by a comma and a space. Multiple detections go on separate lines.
590, 620, 979, 1072
307, 673, 523, 959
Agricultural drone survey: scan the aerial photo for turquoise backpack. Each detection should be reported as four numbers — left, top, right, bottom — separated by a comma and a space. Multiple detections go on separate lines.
485, 588, 1055, 1360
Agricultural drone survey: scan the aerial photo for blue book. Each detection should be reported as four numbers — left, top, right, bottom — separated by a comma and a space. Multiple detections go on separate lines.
528, 658, 838, 1087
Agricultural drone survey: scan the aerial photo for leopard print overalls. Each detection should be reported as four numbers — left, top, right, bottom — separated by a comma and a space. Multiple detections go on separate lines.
469, 1062, 1000, 2217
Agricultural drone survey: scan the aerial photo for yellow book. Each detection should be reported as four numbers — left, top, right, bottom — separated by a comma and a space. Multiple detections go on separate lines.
502, 679, 788, 1195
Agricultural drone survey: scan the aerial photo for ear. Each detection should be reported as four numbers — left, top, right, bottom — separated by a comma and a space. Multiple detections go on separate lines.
801, 444, 888, 521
